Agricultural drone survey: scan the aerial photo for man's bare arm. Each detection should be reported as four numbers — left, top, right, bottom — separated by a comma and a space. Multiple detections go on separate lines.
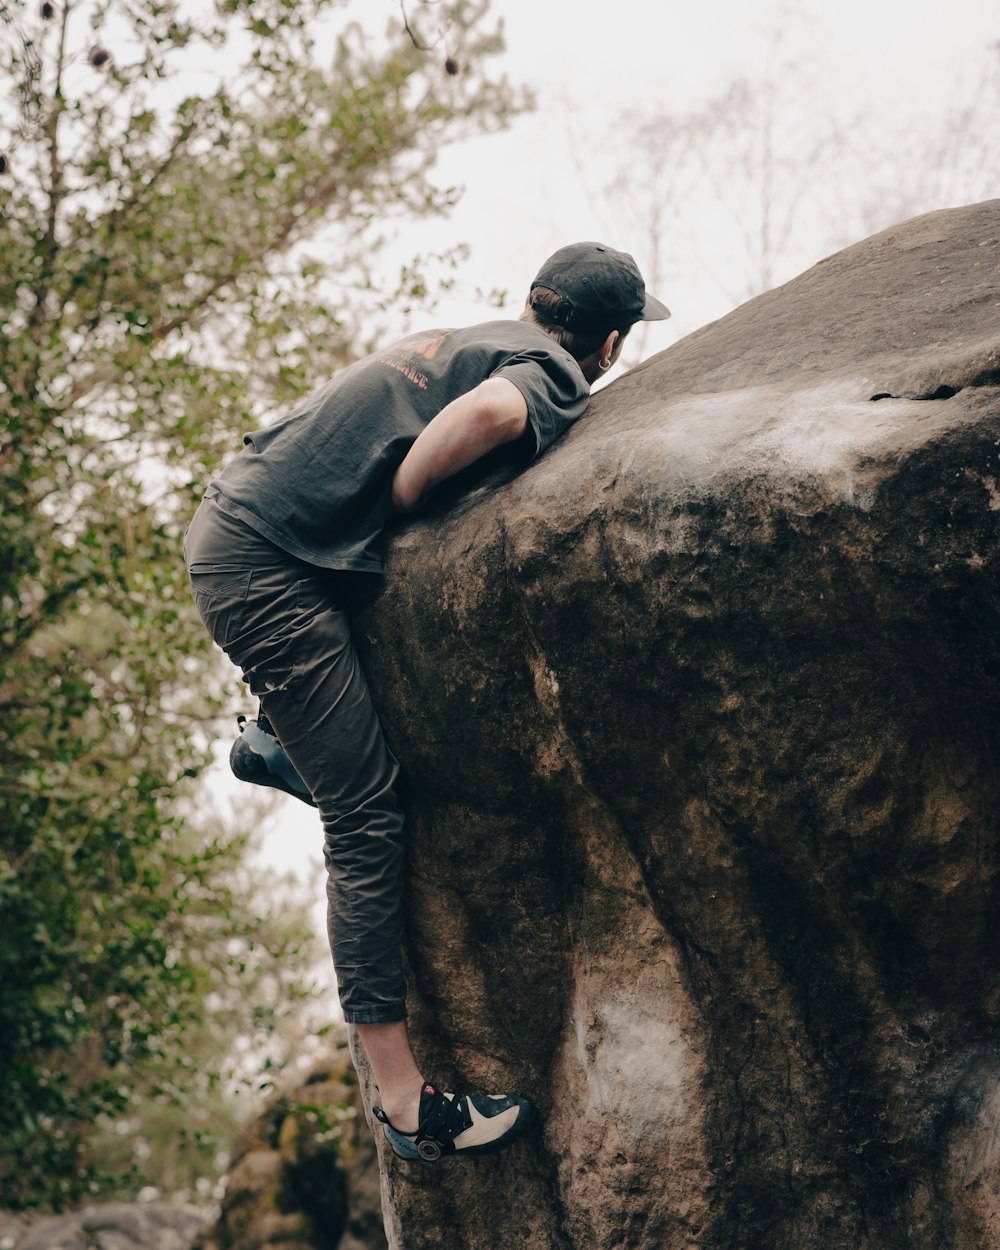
390, 376, 529, 513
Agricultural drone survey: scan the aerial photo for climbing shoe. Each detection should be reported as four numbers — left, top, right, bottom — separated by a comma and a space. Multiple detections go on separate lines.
229, 712, 316, 807
372, 1083, 535, 1163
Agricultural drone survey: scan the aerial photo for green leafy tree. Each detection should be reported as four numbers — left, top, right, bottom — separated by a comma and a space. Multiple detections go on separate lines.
0, 0, 521, 1209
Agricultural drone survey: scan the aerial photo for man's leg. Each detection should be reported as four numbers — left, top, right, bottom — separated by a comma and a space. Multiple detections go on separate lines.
239, 566, 409, 1026
354, 1020, 424, 1132
187, 504, 534, 1157
242, 576, 427, 1126
187, 501, 409, 1024
246, 576, 535, 1158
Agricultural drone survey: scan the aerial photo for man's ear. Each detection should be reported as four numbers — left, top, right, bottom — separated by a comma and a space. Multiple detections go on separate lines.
600, 330, 620, 367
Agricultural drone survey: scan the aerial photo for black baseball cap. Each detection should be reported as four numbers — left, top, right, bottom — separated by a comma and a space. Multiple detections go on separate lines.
529, 242, 670, 331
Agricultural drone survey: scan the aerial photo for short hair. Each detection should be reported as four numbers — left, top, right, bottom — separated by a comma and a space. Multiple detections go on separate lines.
520, 287, 630, 361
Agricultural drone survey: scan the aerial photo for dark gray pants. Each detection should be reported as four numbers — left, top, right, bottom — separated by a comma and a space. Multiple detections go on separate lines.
184, 498, 406, 1023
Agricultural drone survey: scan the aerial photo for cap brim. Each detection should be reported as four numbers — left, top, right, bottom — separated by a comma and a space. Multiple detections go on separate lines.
642, 293, 671, 321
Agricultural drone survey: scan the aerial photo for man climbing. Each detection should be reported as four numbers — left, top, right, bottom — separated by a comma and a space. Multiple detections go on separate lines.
183, 243, 668, 1163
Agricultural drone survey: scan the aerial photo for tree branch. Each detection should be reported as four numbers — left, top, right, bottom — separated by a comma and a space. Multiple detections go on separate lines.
23, 0, 72, 399
400, 1, 438, 52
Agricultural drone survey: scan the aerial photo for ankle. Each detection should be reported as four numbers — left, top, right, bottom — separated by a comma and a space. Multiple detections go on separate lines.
378, 1076, 425, 1134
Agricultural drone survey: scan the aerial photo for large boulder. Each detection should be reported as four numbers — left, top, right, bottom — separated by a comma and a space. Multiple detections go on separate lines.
355, 200, 1000, 1250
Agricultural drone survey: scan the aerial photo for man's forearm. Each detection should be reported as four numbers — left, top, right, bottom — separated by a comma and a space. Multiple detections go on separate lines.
391, 377, 529, 513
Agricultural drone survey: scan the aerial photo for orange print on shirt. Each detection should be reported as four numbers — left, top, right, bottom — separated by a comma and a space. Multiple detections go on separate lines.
377, 331, 453, 389
405, 333, 449, 361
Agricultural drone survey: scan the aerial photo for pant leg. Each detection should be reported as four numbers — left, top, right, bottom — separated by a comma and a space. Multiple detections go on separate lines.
185, 499, 407, 1023
255, 578, 408, 1025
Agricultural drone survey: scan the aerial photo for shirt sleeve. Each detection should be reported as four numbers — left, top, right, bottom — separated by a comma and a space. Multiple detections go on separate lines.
491, 346, 591, 457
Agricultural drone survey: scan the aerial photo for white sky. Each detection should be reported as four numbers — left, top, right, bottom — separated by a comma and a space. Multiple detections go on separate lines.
379, 0, 999, 345
216, 0, 1000, 997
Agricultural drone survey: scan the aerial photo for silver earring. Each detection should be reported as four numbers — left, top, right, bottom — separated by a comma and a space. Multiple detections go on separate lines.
598, 358, 611, 372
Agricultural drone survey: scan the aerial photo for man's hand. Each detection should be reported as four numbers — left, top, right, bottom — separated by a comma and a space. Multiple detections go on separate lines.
391, 377, 529, 514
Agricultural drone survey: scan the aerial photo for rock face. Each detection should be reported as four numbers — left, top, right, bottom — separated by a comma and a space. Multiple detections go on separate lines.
353, 200, 1000, 1250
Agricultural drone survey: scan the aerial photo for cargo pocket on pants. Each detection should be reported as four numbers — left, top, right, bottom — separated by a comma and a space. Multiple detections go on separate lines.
188, 565, 254, 652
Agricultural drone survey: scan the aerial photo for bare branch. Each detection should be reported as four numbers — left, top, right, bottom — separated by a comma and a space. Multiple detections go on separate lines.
22, 0, 72, 399
399, 0, 443, 52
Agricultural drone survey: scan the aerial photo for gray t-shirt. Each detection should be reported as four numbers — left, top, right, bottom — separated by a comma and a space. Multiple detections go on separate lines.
207, 320, 590, 571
